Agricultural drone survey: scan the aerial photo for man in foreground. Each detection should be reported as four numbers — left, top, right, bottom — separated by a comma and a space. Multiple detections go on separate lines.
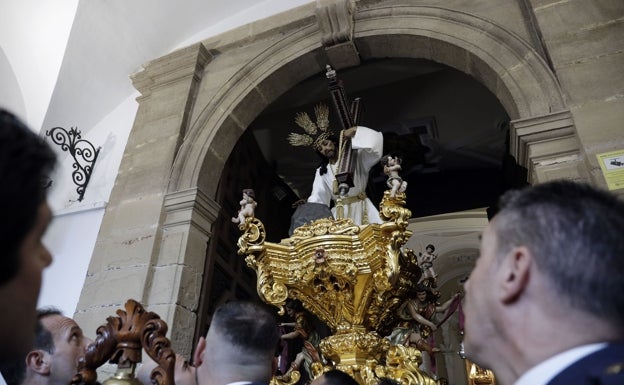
463, 180, 624, 385
0, 109, 56, 364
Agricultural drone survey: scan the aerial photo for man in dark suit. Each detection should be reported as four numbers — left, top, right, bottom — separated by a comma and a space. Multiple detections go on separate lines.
463, 180, 624, 385
193, 301, 279, 385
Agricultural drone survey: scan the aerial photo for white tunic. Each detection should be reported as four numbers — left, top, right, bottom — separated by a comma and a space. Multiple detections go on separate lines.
307, 126, 383, 225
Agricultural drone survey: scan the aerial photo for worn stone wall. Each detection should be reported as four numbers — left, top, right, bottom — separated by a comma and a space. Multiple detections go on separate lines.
73, 44, 219, 356
528, 0, 624, 194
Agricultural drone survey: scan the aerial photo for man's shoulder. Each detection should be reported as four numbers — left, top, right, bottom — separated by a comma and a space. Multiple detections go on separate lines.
548, 343, 624, 385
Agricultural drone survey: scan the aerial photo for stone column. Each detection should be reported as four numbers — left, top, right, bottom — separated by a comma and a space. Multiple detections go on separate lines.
510, 110, 589, 184
148, 187, 220, 356
74, 43, 213, 348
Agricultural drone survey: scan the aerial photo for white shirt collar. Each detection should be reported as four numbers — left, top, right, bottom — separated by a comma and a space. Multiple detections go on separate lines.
514, 343, 607, 385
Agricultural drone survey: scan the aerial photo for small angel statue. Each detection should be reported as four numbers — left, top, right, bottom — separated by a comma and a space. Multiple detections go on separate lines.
381, 154, 407, 197
232, 188, 257, 224
418, 244, 438, 282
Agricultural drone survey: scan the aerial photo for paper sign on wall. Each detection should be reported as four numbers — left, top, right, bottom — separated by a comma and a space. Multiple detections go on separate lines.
597, 149, 624, 190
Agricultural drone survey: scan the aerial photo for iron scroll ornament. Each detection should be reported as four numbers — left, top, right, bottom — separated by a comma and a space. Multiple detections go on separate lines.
45, 126, 100, 202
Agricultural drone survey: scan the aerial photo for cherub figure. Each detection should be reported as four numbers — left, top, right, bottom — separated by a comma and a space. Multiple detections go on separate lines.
232, 188, 257, 224
381, 154, 407, 197
418, 244, 438, 282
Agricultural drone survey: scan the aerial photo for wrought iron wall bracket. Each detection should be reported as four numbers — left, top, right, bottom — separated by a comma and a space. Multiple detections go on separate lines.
46, 126, 101, 202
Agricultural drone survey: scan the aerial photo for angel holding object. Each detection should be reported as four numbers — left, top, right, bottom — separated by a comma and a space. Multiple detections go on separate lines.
417, 244, 438, 282
232, 188, 257, 224
381, 154, 407, 197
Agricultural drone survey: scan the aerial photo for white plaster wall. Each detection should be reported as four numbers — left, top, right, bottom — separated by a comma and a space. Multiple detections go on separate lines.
40, 93, 139, 318
0, 48, 26, 121
0, 0, 79, 130
180, 0, 312, 46
38, 206, 105, 317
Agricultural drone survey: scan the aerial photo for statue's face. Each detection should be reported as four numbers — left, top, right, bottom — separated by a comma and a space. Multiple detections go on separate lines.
417, 291, 427, 302
318, 139, 336, 160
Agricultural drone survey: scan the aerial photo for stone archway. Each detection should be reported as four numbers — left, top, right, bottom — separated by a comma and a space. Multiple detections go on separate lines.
170, 5, 572, 196
77, 1, 584, 356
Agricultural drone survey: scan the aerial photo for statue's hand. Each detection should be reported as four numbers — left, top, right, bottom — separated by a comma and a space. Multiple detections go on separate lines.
344, 126, 357, 138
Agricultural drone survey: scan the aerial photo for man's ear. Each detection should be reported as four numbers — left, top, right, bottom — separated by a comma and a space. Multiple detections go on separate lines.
193, 336, 206, 367
26, 350, 51, 375
499, 246, 531, 304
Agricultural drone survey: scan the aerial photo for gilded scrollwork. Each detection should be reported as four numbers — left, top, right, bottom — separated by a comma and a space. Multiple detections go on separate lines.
319, 331, 386, 363
237, 217, 266, 256
290, 217, 360, 240
383, 344, 439, 385
379, 191, 412, 228
270, 370, 301, 385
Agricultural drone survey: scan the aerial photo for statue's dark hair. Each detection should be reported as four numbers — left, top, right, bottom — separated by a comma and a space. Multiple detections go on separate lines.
316, 135, 339, 176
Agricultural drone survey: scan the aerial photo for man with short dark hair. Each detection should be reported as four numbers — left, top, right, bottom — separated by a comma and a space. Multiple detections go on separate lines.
0, 109, 56, 364
310, 369, 359, 385
193, 301, 280, 385
463, 180, 624, 385
0, 308, 92, 385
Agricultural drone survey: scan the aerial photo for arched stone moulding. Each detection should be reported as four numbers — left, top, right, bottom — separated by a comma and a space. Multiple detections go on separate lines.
171, 4, 576, 196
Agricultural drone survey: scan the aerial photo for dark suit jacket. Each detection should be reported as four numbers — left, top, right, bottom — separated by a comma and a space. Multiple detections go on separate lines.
547, 343, 624, 385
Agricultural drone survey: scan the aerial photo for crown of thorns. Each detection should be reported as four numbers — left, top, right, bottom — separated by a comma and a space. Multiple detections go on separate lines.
287, 104, 334, 150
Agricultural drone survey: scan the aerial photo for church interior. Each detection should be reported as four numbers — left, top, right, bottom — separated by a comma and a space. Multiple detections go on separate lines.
2, 1, 622, 384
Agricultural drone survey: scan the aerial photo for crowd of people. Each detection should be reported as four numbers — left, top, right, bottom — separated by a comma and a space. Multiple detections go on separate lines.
2, 105, 623, 385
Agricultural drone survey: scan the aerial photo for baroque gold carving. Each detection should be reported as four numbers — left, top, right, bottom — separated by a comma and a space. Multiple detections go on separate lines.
237, 185, 435, 384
